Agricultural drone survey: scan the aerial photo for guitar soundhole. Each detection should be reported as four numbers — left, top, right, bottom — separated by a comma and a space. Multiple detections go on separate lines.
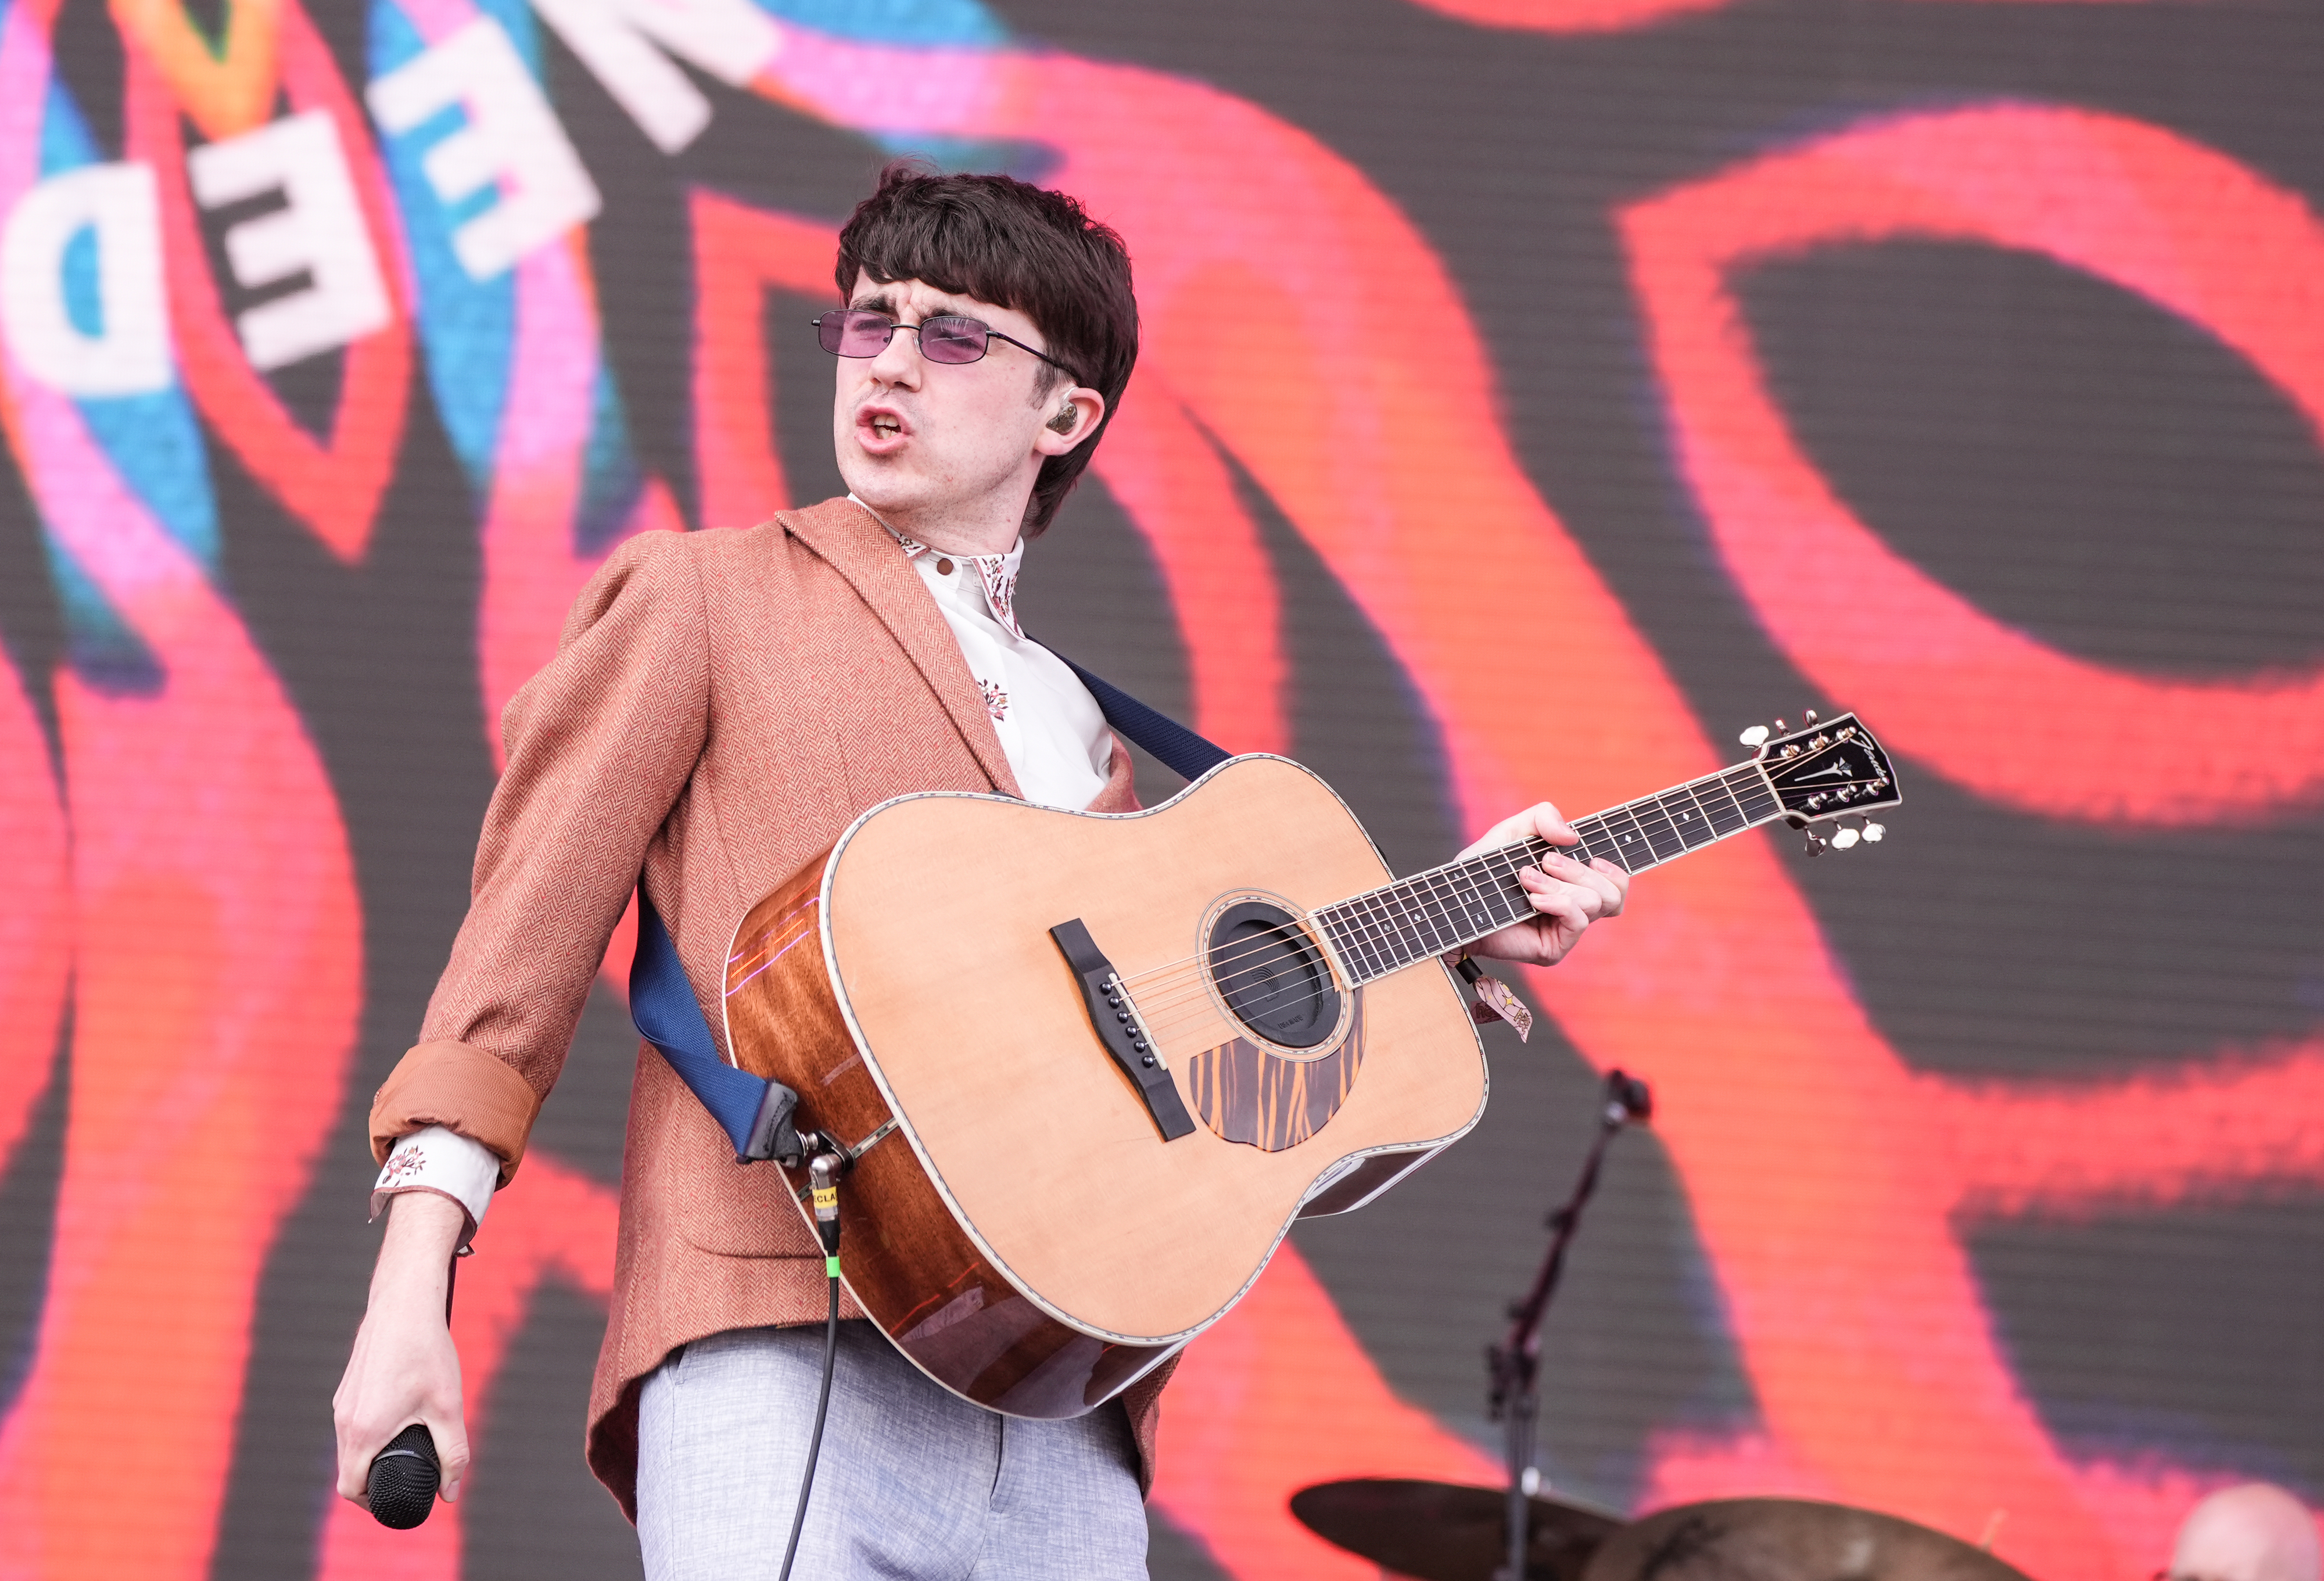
1206, 901, 1340, 1049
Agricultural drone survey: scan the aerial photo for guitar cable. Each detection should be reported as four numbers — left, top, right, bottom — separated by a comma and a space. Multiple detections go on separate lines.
778, 1150, 847, 1581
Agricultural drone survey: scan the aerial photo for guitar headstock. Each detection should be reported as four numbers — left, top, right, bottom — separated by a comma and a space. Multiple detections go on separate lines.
1738, 711, 1899, 851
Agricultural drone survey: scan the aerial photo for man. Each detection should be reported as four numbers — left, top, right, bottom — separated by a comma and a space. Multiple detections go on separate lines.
2167, 1484, 2323, 1581
333, 162, 1628, 1578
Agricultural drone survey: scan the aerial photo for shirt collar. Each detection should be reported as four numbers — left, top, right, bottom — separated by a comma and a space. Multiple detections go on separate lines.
849, 494, 1026, 640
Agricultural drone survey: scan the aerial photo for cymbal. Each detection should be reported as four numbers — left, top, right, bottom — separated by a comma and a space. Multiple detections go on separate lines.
1581, 1498, 2035, 1580
1291, 1478, 1624, 1581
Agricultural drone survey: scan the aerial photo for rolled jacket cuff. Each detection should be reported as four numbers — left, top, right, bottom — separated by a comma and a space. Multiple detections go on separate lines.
370, 1038, 543, 1186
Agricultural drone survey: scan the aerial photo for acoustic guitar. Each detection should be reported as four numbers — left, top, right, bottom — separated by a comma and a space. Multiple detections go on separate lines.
720, 713, 1899, 1418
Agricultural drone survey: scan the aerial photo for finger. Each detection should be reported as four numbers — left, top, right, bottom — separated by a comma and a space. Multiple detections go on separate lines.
336, 1442, 371, 1504
1524, 800, 1579, 847
1518, 875, 1597, 935
432, 1412, 472, 1503
336, 1417, 392, 1503
1458, 801, 1576, 860
1549, 852, 1627, 913
1520, 862, 1608, 920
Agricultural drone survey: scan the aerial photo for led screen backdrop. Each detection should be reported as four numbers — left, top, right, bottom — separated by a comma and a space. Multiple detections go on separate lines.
0, 0, 2316, 1577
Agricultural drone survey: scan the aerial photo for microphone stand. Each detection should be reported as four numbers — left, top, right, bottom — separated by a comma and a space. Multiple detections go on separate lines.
1487, 1070, 1652, 1581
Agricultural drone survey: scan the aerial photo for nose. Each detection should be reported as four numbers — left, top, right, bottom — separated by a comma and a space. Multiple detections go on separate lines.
864, 321, 923, 387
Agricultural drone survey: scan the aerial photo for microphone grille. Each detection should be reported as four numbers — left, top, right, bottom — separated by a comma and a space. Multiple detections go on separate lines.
366, 1423, 441, 1530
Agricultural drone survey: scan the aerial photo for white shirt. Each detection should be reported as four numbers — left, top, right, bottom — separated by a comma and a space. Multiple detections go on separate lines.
374, 511, 1117, 1237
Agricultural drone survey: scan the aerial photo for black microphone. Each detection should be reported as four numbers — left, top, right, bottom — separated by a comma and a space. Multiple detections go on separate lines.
367, 1423, 441, 1529
1603, 1068, 1653, 1124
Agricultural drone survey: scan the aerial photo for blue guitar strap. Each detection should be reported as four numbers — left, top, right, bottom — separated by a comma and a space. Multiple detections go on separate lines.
629, 666, 1231, 1161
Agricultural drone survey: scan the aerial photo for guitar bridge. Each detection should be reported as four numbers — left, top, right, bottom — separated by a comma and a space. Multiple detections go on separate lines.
1050, 919, 1197, 1142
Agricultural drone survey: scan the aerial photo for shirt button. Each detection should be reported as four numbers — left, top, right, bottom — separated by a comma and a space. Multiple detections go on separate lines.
935, 557, 955, 575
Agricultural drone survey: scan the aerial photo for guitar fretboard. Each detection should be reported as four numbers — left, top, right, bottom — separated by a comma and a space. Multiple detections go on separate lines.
1312, 762, 1781, 985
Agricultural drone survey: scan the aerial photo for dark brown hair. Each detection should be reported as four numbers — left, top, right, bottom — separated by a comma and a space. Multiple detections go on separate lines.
835, 160, 1138, 536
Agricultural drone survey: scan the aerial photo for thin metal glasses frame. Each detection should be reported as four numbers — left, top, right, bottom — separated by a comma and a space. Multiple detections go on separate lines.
812, 310, 1085, 385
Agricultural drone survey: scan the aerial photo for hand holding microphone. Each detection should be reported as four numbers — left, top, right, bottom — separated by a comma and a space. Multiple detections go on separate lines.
366, 1424, 442, 1529
334, 1192, 468, 1529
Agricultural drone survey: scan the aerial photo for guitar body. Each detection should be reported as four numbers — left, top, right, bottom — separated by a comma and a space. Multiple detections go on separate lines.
720, 755, 1490, 1418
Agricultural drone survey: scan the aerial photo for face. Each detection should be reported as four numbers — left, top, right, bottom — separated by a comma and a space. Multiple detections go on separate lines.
830, 273, 1100, 551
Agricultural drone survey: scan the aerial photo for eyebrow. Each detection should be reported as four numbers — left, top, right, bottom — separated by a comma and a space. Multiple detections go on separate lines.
845, 291, 978, 324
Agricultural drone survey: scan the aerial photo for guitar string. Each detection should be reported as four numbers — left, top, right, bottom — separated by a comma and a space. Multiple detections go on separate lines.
1107, 794, 1684, 994
1119, 761, 1776, 1004
1116, 776, 1762, 1021
1118, 837, 1606, 1035
1111, 834, 1583, 1009
1086, 753, 1869, 1038
1123, 779, 1807, 1039
1163, 746, 1874, 1016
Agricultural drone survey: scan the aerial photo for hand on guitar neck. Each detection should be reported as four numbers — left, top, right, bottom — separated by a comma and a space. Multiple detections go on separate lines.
1455, 802, 1631, 968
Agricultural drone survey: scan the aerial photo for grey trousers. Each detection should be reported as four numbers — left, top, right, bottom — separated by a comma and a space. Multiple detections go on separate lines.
635, 1321, 1150, 1580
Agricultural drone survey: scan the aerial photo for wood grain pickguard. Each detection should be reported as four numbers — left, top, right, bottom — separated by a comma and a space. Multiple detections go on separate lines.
1185, 993, 1367, 1151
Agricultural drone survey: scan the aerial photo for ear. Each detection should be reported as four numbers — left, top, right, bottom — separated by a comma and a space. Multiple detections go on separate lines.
1032, 387, 1106, 457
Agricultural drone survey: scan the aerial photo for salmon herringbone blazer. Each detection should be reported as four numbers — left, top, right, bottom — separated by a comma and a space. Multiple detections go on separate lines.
366, 499, 1167, 1519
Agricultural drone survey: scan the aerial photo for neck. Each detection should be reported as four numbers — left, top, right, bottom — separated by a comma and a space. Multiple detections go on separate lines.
848, 478, 1035, 558
1314, 760, 1786, 985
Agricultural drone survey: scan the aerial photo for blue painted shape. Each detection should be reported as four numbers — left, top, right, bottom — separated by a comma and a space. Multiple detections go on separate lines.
60, 228, 100, 338
575, 364, 645, 557
44, 546, 164, 696
31, 82, 222, 641
874, 134, 1056, 184
749, 0, 1006, 48
369, 0, 520, 487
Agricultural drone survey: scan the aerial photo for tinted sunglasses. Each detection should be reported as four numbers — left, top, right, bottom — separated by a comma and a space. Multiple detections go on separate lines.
812, 309, 1084, 385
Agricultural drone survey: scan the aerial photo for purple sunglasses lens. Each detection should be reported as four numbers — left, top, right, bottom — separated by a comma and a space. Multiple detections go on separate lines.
916, 316, 989, 364
817, 310, 991, 363
819, 311, 891, 356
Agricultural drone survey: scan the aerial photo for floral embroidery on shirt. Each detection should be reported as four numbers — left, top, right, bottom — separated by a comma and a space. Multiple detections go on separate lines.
979, 679, 1010, 720
886, 526, 1025, 639
378, 1148, 428, 1186
972, 556, 1022, 639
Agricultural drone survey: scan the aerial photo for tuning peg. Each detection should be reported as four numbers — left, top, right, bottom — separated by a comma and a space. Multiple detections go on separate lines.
1771, 718, 1788, 734
1830, 827, 1860, 850
1861, 822, 1885, 843
1802, 709, 1819, 725
1802, 830, 1830, 855
1738, 725, 1770, 748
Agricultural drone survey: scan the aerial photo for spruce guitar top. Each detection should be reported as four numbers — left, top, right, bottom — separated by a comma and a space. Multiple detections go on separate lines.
719, 714, 1899, 1418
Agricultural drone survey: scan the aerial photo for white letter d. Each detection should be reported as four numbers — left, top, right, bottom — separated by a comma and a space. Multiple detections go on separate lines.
1, 162, 173, 396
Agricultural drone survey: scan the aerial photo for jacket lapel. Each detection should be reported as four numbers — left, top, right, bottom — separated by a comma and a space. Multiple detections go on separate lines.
779, 497, 1025, 800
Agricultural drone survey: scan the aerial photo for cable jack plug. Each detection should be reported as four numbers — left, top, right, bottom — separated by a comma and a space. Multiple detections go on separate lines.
808, 1150, 844, 1267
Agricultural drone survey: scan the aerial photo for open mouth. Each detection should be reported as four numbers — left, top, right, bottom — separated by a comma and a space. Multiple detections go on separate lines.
866, 413, 902, 439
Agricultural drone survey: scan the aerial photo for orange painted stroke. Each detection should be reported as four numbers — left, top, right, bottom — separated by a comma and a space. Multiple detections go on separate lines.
1159, 1243, 1505, 1578
1406, 0, 2176, 36
0, 644, 68, 1178
0, 288, 361, 1581
1088, 388, 1288, 756
1936, 1039, 2324, 1223
690, 191, 835, 532
1622, 104, 2324, 826
124, 0, 412, 565
0, 19, 360, 1580
112, 0, 282, 142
